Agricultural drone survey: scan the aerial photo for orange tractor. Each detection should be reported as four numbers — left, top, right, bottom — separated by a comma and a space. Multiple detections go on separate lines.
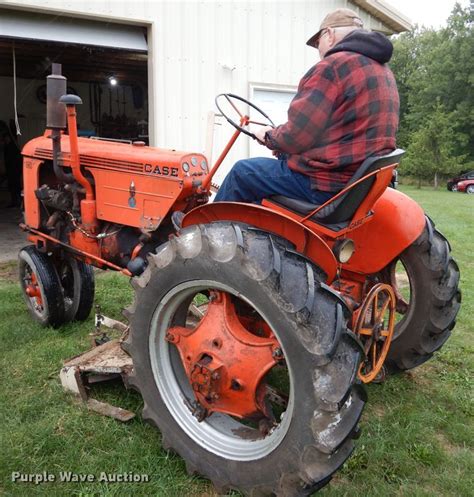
19, 65, 460, 495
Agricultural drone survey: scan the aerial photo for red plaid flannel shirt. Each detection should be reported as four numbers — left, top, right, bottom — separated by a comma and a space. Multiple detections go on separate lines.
265, 51, 399, 192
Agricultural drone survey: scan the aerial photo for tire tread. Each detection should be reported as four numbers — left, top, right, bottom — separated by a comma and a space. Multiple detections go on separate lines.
124, 222, 365, 495
387, 218, 461, 371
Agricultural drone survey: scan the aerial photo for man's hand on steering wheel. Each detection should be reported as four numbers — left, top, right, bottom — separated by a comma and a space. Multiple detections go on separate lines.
254, 125, 274, 145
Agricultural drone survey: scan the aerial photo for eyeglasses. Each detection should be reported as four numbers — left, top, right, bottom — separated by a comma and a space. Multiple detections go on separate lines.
314, 29, 329, 49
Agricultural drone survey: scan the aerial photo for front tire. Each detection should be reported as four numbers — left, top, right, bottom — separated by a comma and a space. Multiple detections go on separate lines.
382, 218, 461, 371
19, 245, 65, 327
124, 223, 365, 495
57, 257, 95, 322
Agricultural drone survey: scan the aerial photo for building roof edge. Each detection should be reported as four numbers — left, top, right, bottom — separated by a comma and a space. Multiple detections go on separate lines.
351, 0, 413, 33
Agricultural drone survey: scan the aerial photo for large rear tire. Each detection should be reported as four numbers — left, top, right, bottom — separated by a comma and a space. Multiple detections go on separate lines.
124, 223, 366, 496
383, 218, 461, 371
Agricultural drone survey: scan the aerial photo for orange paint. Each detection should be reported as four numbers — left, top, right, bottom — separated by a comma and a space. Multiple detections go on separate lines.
25, 272, 43, 307
167, 292, 280, 419
182, 201, 339, 282
353, 284, 396, 383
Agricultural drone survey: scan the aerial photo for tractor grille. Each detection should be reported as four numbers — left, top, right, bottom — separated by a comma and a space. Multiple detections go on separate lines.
34, 148, 143, 174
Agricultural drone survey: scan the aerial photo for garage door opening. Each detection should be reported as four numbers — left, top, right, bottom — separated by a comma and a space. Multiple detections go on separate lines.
0, 10, 148, 250
0, 38, 148, 143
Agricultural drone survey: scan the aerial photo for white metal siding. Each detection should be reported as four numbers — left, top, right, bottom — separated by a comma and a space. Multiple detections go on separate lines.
2, 0, 395, 168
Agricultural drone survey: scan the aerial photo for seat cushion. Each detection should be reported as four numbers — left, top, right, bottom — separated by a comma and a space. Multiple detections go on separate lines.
269, 195, 350, 231
270, 149, 405, 226
270, 195, 319, 215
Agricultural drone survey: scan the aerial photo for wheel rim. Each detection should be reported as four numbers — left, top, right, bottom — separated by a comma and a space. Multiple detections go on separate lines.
354, 283, 396, 383
467, 185, 474, 194
149, 280, 294, 461
385, 258, 414, 339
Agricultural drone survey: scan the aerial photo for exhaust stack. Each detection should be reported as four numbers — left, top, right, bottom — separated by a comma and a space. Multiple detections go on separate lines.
59, 88, 97, 233
47, 63, 67, 130
46, 63, 97, 232
47, 63, 74, 183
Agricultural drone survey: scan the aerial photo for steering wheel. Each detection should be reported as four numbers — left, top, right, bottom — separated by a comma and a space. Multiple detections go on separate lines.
215, 93, 275, 141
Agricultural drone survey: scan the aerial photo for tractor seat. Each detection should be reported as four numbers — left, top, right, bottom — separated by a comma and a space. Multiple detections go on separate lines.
269, 149, 405, 228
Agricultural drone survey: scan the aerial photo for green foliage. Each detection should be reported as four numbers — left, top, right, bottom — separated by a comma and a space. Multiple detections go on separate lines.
391, 3, 474, 182
403, 101, 466, 187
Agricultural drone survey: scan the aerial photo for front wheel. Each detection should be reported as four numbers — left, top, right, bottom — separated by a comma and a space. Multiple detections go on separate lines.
124, 223, 365, 495
57, 257, 95, 322
381, 218, 461, 371
19, 246, 65, 327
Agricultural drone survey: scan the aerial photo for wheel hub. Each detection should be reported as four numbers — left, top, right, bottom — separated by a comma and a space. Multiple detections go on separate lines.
25, 272, 43, 308
166, 291, 282, 419
189, 355, 223, 400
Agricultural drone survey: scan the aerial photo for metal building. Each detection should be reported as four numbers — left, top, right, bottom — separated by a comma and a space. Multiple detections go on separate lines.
0, 0, 411, 182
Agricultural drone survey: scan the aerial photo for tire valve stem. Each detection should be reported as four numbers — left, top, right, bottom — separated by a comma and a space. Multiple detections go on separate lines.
272, 347, 283, 360
191, 401, 208, 422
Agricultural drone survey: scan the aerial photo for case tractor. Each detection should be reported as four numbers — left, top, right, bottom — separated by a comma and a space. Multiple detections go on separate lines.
18, 65, 461, 496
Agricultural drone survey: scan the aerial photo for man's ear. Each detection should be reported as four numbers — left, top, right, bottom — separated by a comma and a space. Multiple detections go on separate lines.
327, 28, 337, 48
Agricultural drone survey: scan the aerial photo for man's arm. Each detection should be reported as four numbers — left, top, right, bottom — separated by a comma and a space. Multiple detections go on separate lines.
264, 63, 339, 154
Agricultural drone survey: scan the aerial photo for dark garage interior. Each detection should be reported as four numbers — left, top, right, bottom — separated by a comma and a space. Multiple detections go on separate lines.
0, 9, 148, 258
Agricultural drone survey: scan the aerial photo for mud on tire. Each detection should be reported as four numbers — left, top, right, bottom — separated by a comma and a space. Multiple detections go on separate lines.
123, 223, 366, 496
384, 217, 461, 371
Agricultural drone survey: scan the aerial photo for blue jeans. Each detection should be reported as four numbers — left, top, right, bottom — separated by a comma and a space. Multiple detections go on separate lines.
214, 157, 334, 204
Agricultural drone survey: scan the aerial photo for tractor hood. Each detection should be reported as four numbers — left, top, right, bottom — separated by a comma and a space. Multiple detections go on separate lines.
22, 134, 209, 181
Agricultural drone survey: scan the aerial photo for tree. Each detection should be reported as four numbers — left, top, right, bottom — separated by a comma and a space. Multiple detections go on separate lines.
390, 2, 474, 181
388, 29, 419, 149
403, 102, 466, 188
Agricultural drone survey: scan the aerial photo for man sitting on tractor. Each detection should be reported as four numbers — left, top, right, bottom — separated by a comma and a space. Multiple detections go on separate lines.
214, 8, 399, 205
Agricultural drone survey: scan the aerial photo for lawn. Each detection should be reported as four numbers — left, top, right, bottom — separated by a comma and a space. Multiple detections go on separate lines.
0, 186, 473, 497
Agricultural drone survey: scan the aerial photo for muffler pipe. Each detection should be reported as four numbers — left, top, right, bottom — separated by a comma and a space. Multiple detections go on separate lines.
47, 63, 74, 183
60, 94, 98, 232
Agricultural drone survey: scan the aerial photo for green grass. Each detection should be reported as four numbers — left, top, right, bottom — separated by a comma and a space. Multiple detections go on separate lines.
1, 186, 473, 496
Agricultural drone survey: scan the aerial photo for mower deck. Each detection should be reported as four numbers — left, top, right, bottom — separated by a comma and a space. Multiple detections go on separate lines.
59, 316, 134, 422
59, 307, 205, 422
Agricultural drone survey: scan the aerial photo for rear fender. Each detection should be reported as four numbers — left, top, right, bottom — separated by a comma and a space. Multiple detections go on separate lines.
182, 202, 338, 282
343, 188, 426, 274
